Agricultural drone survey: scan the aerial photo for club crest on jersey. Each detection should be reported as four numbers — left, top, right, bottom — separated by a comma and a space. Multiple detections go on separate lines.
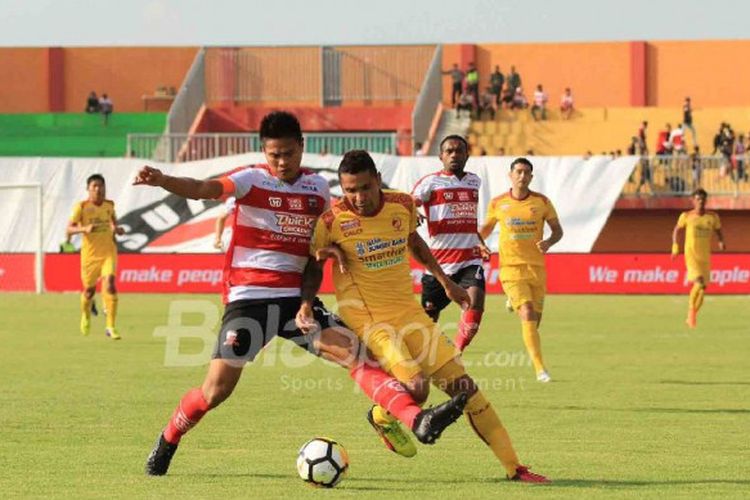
392, 216, 404, 231
288, 197, 303, 211
269, 197, 282, 208
443, 192, 454, 201
307, 197, 319, 209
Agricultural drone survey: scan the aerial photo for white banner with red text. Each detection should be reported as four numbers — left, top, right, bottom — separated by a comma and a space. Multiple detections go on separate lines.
2, 253, 748, 294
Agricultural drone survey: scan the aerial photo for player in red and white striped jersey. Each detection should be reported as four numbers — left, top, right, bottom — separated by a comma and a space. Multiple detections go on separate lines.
134, 112, 466, 475
411, 135, 491, 351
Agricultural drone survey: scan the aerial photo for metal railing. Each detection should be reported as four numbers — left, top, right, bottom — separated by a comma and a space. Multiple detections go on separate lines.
411, 46, 443, 153
621, 155, 750, 197
167, 48, 206, 134
204, 45, 435, 104
127, 132, 398, 163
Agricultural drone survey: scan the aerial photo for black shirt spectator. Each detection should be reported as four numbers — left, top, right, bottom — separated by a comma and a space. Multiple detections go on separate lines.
85, 91, 100, 113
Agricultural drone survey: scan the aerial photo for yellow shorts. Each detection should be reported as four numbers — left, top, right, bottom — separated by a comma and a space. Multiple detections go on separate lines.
81, 254, 116, 288
342, 307, 459, 383
685, 258, 710, 283
501, 265, 546, 313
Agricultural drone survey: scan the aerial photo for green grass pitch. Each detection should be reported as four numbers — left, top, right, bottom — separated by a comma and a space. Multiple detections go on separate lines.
1, 293, 748, 498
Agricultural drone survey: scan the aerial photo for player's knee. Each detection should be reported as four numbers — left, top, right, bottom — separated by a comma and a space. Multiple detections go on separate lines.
84, 287, 95, 299
405, 376, 430, 405
518, 302, 536, 321
445, 374, 478, 398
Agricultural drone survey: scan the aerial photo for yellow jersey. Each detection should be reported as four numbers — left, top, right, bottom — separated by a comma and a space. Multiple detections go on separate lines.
485, 190, 558, 270
70, 199, 117, 261
677, 210, 721, 263
311, 190, 420, 324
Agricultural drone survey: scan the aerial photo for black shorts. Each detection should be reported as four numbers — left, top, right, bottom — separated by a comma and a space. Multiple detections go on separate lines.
212, 297, 344, 364
421, 265, 485, 313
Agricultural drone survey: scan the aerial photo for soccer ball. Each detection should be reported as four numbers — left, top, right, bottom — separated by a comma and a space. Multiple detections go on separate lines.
296, 437, 349, 488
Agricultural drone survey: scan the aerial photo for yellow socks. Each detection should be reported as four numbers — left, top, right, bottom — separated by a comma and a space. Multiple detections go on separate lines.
689, 283, 705, 311
521, 320, 545, 374
103, 292, 118, 329
464, 391, 519, 477
372, 405, 396, 425
80, 293, 92, 319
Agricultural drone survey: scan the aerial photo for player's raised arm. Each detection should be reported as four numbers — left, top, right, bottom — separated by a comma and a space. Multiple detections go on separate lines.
408, 230, 471, 310
537, 217, 563, 253
133, 165, 223, 200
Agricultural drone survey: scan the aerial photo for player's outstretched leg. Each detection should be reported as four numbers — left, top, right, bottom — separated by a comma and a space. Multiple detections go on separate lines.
146, 360, 242, 476
455, 309, 483, 351
686, 280, 705, 328
431, 361, 551, 483
410, 391, 468, 444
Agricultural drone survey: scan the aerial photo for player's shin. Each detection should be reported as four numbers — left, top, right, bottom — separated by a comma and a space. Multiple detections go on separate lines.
521, 320, 546, 374
80, 293, 93, 318
163, 388, 210, 445
103, 291, 118, 329
464, 390, 520, 477
350, 363, 421, 428
455, 309, 483, 351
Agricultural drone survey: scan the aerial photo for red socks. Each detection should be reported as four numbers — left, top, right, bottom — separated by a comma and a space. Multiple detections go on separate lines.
350, 363, 421, 428
163, 388, 210, 445
455, 309, 483, 352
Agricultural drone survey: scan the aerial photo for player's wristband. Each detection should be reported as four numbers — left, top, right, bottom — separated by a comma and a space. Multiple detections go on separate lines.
671, 243, 679, 255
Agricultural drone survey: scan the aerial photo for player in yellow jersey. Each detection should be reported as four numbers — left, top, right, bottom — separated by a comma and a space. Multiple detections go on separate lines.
671, 188, 725, 328
67, 174, 125, 339
480, 158, 563, 383
297, 150, 549, 483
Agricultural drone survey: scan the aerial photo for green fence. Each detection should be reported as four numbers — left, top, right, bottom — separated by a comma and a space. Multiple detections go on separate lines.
0, 113, 166, 157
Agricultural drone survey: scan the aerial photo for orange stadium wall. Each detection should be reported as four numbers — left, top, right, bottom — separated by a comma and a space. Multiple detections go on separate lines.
593, 210, 750, 252
0, 47, 197, 113
0, 49, 50, 112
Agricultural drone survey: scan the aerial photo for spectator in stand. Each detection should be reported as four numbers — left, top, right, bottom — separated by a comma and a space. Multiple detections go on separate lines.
638, 121, 649, 154
489, 65, 504, 107
627, 136, 639, 155
85, 91, 100, 113
478, 87, 497, 120
560, 88, 574, 120
734, 134, 747, 182
712, 122, 725, 155
442, 63, 464, 107
455, 90, 474, 118
99, 93, 113, 125
414, 142, 425, 156
656, 123, 672, 157
583, 151, 593, 160
670, 123, 685, 154
683, 97, 697, 147
530, 84, 548, 121
501, 82, 514, 109
497, 147, 506, 156
465, 62, 480, 109
718, 124, 735, 177
507, 65, 521, 94
511, 87, 528, 110
690, 146, 702, 188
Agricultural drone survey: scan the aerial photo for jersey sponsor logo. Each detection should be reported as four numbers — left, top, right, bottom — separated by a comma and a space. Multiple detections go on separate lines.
458, 191, 470, 201
448, 202, 477, 218
341, 218, 363, 236
288, 197, 303, 211
274, 213, 317, 236
269, 197, 283, 208
500, 204, 511, 211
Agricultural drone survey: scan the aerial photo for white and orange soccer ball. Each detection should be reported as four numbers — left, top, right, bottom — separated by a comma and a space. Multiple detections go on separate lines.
296, 437, 349, 488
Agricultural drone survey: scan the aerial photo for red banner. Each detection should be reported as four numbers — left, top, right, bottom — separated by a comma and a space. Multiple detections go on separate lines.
2, 253, 749, 294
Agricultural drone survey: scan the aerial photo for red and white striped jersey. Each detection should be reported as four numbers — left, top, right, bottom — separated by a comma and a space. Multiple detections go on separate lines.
219, 165, 329, 303
411, 170, 482, 275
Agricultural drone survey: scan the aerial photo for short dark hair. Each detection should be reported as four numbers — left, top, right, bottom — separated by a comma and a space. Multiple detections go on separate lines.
510, 157, 533, 172
692, 188, 708, 198
259, 111, 303, 143
439, 135, 469, 153
87, 174, 105, 186
338, 150, 377, 177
